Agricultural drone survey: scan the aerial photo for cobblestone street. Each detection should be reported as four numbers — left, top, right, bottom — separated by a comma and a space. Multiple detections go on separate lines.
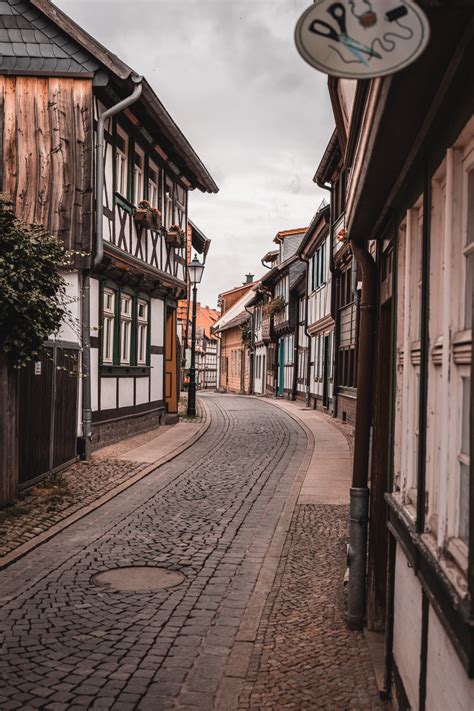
0, 395, 384, 710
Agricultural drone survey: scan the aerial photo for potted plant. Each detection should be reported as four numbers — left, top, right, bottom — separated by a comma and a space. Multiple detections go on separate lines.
336, 227, 348, 244
134, 200, 162, 229
268, 296, 286, 315
166, 224, 185, 248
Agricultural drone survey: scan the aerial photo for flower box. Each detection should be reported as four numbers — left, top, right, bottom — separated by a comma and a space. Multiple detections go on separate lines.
166, 225, 185, 248
134, 201, 162, 230
134, 208, 154, 228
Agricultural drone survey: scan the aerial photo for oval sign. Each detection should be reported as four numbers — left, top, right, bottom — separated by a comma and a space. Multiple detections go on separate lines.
295, 1, 430, 79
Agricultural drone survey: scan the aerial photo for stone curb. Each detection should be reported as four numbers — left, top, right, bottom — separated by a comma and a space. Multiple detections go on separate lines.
215, 396, 316, 710
0, 399, 211, 572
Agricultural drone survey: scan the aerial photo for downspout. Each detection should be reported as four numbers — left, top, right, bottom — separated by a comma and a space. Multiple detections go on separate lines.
300, 252, 313, 406
244, 304, 255, 395
80, 75, 143, 460
316, 180, 337, 416
347, 238, 377, 630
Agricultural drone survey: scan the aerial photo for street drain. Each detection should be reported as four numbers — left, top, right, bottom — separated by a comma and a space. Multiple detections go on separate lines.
93, 567, 185, 592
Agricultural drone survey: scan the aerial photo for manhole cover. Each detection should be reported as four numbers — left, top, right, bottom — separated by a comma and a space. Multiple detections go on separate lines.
93, 566, 185, 592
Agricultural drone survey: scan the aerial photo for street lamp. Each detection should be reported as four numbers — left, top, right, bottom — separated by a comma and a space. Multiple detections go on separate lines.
187, 254, 205, 417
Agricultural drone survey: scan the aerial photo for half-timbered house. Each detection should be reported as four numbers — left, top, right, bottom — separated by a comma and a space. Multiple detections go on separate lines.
338, 8, 474, 709
297, 202, 334, 412
0, 0, 217, 494
259, 229, 307, 398
314, 127, 358, 425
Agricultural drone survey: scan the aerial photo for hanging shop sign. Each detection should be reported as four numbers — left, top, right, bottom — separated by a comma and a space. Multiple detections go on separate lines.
295, 1, 430, 79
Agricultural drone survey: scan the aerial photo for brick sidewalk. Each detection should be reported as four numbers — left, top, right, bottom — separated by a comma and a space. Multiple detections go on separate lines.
239, 503, 387, 710
0, 399, 205, 560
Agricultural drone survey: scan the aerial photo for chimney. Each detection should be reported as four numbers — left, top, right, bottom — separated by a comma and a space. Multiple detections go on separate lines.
244, 274, 254, 284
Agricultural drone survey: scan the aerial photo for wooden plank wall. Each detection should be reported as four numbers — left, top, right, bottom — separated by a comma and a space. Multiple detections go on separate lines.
0, 76, 93, 257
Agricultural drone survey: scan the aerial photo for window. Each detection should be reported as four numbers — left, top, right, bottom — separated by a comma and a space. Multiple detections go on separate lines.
120, 294, 133, 364
339, 266, 353, 308
137, 300, 148, 366
133, 147, 144, 204
115, 127, 128, 197
464, 170, 474, 329
148, 162, 159, 208
312, 243, 326, 291
338, 346, 356, 388
102, 288, 115, 364
459, 376, 470, 543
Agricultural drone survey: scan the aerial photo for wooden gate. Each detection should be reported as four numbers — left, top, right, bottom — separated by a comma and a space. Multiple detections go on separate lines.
18, 342, 79, 487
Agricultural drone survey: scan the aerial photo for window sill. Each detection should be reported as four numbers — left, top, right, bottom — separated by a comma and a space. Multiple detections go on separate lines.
100, 365, 150, 377
114, 193, 134, 213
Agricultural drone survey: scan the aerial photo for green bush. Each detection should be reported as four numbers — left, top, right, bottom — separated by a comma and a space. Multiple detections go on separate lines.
0, 196, 72, 368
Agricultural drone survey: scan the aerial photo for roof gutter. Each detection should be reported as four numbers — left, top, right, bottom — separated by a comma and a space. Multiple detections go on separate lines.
94, 74, 143, 268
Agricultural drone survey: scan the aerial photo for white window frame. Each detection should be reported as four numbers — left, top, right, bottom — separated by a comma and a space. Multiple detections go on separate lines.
115, 126, 128, 198
148, 161, 160, 209
133, 146, 145, 205
120, 293, 133, 365
102, 288, 115, 364
136, 299, 148, 366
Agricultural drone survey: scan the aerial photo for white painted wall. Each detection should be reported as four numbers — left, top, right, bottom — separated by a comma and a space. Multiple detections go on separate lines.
91, 348, 99, 413
426, 605, 474, 711
118, 378, 134, 409
135, 377, 149, 405
56, 271, 81, 344
101, 378, 117, 411
151, 297, 165, 347
150, 354, 164, 401
393, 545, 422, 709
90, 277, 100, 335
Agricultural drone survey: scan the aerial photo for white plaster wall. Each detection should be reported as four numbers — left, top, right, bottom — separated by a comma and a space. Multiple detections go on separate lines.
151, 298, 165, 347
119, 378, 134, 409
91, 348, 99, 413
90, 278, 100, 334
426, 607, 474, 711
135, 377, 149, 405
56, 271, 81, 343
101, 378, 117, 411
393, 545, 422, 709
150, 354, 164, 401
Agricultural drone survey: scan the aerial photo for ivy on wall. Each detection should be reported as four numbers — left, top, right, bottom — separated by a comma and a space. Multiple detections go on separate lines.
0, 196, 74, 368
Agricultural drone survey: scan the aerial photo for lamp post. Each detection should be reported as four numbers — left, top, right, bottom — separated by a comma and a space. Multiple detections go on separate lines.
187, 254, 205, 417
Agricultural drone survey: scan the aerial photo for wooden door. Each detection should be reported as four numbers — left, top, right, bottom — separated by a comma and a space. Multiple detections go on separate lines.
18, 344, 78, 486
165, 308, 178, 414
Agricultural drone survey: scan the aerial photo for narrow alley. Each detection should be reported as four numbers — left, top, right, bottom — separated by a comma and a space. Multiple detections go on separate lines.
0, 395, 382, 710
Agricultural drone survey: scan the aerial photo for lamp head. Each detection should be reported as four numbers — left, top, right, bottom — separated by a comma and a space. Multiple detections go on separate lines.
188, 254, 205, 285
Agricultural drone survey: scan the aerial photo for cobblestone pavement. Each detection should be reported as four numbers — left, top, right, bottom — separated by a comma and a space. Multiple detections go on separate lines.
0, 402, 204, 559
239, 504, 387, 710
0, 395, 307, 710
0, 459, 146, 558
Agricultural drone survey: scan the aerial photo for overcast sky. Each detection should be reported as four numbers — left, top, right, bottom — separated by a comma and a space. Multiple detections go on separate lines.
57, 0, 334, 307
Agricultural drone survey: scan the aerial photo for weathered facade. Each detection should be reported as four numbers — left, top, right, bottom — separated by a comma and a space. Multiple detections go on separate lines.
214, 281, 255, 395
0, 0, 217, 497
297, 203, 334, 412
339, 8, 474, 710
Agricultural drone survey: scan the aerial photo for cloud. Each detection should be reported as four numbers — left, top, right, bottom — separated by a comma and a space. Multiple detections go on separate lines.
57, 0, 334, 306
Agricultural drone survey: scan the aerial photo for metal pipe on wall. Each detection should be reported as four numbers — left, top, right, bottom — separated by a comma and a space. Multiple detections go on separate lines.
346, 239, 377, 629
80, 76, 143, 460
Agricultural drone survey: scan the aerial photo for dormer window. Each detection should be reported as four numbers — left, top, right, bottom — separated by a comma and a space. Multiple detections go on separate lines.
115, 127, 128, 198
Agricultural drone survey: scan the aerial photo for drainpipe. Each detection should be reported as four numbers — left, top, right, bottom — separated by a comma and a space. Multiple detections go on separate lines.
244, 304, 255, 395
299, 251, 313, 406
347, 239, 377, 630
80, 75, 143, 460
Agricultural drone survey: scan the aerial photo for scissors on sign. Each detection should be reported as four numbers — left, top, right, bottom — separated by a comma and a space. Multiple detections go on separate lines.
309, 2, 382, 65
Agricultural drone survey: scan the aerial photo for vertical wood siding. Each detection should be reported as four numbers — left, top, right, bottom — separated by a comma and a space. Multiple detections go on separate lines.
0, 76, 93, 256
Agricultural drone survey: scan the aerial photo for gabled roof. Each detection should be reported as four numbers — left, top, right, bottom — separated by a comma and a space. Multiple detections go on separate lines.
313, 130, 340, 188
8, 0, 218, 194
213, 283, 259, 334
298, 203, 330, 257
273, 227, 308, 244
